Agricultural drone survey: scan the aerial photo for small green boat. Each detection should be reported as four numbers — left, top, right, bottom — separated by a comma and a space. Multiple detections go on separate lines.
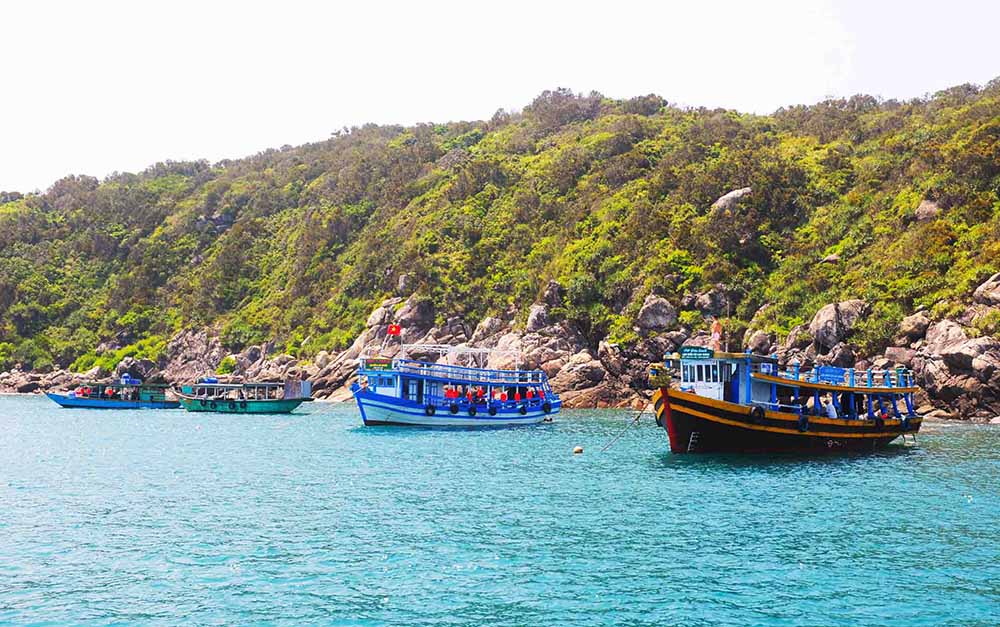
176, 378, 312, 414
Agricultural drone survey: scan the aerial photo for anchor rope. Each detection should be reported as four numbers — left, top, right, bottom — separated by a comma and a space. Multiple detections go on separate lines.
600, 403, 650, 452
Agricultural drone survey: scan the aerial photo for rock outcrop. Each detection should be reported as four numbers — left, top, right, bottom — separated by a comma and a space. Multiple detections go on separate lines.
808, 300, 867, 352
635, 295, 677, 333
914, 199, 940, 221
895, 312, 930, 345
160, 330, 226, 383
710, 187, 752, 211
973, 272, 1000, 306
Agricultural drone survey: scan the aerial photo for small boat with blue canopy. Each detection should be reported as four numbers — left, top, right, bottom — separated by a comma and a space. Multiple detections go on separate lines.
46, 375, 179, 409
650, 346, 922, 453
351, 344, 561, 427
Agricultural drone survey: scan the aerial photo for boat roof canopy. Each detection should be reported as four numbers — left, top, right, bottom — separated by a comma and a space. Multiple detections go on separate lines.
190, 381, 285, 389
670, 347, 777, 364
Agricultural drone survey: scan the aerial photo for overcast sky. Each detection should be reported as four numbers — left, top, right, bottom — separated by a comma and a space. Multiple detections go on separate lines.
1, 0, 997, 193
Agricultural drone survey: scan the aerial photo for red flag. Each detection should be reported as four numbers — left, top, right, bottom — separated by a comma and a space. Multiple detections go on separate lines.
387, 323, 401, 336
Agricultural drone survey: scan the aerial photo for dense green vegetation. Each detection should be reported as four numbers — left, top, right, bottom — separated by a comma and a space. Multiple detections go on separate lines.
2, 82, 999, 372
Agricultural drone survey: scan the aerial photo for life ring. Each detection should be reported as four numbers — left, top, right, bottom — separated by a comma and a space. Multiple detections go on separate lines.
468, 406, 477, 417
519, 404, 528, 415
874, 416, 885, 431
449, 403, 459, 415
210, 401, 217, 410
240, 400, 247, 409
228, 401, 236, 411
200, 399, 207, 407
749, 406, 765, 424
797, 414, 809, 432
425, 405, 436, 416
488, 405, 497, 416
542, 401, 552, 414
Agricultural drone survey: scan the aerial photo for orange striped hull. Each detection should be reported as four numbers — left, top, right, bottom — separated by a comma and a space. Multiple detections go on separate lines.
652, 388, 922, 454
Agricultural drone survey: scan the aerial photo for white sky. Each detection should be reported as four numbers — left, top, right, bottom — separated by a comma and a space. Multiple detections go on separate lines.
1, 0, 997, 193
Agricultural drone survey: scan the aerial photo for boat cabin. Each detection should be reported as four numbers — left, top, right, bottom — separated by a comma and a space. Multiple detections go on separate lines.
180, 378, 312, 401
73, 375, 171, 402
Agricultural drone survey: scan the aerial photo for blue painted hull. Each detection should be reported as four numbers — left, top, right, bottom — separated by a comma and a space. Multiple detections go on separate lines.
46, 393, 180, 410
351, 384, 559, 427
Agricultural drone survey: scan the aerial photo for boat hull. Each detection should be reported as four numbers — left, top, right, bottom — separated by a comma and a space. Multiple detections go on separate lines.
352, 385, 559, 427
177, 396, 306, 414
654, 388, 922, 454
46, 393, 180, 410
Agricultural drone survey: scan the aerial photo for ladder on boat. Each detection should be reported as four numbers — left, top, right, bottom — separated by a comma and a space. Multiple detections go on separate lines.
687, 431, 701, 453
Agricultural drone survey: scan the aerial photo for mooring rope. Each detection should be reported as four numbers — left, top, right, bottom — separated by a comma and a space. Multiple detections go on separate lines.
599, 403, 651, 452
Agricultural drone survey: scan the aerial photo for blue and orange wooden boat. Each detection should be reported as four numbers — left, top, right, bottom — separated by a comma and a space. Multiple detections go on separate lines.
651, 347, 922, 453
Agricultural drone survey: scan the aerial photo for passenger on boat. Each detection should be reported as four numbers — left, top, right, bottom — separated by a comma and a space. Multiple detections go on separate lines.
824, 396, 838, 419
526, 388, 534, 401
476, 387, 484, 403
514, 390, 521, 402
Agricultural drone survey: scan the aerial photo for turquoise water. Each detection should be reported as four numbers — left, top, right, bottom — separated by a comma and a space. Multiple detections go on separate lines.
1, 395, 998, 626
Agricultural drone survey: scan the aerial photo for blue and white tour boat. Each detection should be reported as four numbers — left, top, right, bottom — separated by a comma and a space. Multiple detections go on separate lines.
351, 345, 561, 426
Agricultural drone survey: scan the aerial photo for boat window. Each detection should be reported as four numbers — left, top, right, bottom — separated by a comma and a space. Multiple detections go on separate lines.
711, 364, 719, 383
696, 365, 704, 381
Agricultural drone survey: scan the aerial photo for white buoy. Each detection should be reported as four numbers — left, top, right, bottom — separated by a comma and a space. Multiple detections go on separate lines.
573, 446, 584, 455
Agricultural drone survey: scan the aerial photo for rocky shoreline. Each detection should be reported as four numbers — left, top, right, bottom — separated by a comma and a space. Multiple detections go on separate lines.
3, 274, 999, 421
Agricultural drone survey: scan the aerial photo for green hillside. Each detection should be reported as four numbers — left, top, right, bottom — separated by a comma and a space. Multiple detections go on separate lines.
2, 82, 999, 373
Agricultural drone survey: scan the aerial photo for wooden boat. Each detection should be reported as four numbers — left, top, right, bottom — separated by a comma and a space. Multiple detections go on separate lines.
650, 347, 922, 453
46, 376, 179, 409
175, 378, 312, 414
351, 345, 560, 427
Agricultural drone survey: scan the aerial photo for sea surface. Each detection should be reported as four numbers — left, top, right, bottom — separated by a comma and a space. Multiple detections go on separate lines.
1, 395, 998, 626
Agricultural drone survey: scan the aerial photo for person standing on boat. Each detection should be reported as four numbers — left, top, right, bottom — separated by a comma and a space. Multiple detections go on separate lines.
710, 316, 723, 351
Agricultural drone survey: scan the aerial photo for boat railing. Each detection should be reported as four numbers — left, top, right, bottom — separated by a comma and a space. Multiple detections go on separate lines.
424, 392, 549, 409
383, 359, 547, 386
751, 362, 915, 389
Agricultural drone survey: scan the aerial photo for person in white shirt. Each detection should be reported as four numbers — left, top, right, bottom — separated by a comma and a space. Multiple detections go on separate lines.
825, 395, 838, 419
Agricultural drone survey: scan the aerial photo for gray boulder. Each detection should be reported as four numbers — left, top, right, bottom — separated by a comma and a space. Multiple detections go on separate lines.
781, 324, 812, 351
710, 187, 752, 211
808, 300, 867, 352
746, 330, 772, 355
924, 320, 967, 351
973, 272, 1000, 306
526, 304, 550, 332
470, 317, 506, 345
694, 287, 729, 317
883, 346, 917, 367
896, 312, 931, 344
636, 295, 677, 332
914, 199, 940, 221
815, 343, 855, 368
395, 296, 435, 328
114, 356, 159, 382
